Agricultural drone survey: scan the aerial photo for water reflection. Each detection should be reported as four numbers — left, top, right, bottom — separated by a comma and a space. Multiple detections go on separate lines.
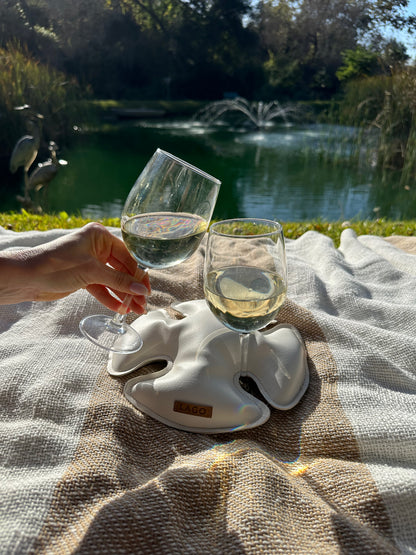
82, 199, 124, 220
3, 117, 412, 221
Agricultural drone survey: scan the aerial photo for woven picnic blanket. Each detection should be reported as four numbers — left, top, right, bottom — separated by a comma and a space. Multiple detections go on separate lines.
0, 226, 415, 554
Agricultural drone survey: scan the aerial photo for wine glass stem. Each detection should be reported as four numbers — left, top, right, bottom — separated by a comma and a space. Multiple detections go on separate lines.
110, 266, 147, 328
112, 295, 133, 326
240, 332, 250, 373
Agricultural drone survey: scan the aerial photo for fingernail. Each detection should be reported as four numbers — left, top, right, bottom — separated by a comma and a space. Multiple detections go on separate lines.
130, 282, 149, 295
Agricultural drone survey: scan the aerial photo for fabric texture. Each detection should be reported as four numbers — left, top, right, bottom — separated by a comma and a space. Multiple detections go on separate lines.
0, 226, 415, 554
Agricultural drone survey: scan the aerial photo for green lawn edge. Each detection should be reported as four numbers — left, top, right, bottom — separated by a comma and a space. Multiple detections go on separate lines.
0, 211, 415, 247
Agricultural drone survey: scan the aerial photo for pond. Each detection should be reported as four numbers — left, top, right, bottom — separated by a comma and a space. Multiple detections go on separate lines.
2, 116, 414, 222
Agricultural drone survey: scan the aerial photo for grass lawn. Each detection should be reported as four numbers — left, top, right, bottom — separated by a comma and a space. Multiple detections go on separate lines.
0, 211, 414, 247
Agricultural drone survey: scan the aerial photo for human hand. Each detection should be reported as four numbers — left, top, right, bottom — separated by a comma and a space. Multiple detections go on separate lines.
0, 222, 150, 313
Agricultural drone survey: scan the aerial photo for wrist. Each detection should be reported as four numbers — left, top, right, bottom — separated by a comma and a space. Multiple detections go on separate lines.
0, 250, 39, 304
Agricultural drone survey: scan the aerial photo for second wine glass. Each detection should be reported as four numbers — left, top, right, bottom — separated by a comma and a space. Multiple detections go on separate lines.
80, 148, 221, 354
203, 218, 287, 372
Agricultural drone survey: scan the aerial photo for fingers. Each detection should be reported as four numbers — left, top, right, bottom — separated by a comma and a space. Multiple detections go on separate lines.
81, 222, 137, 276
107, 248, 137, 277
80, 223, 152, 312
134, 267, 151, 293
85, 259, 148, 298
86, 285, 123, 313
127, 295, 148, 314
105, 258, 151, 297
102, 229, 138, 276
87, 223, 151, 293
86, 284, 147, 315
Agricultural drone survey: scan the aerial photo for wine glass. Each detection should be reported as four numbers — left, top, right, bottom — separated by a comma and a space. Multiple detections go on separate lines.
80, 148, 221, 353
203, 218, 287, 373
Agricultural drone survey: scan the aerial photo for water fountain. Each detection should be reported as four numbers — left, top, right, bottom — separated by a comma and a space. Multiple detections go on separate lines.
193, 97, 296, 129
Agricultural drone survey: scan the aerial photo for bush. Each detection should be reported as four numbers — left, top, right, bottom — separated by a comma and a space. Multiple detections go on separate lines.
0, 41, 89, 157
338, 69, 416, 184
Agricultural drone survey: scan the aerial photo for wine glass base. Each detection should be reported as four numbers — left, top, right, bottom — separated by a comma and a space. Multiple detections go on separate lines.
79, 314, 143, 354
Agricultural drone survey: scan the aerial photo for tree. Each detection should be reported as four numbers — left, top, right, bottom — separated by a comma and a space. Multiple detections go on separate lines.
175, 0, 261, 98
105, 0, 261, 99
379, 38, 410, 71
369, 0, 416, 33
1, 0, 414, 100
254, 0, 414, 100
336, 46, 381, 82
0, 0, 59, 63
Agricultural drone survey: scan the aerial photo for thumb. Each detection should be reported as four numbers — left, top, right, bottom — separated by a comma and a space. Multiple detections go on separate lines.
91, 263, 149, 296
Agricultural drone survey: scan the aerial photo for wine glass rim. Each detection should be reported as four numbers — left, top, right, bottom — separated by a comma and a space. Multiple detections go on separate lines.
156, 148, 221, 185
209, 218, 283, 237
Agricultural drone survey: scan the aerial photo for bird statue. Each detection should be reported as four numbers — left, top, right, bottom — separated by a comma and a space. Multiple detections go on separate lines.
9, 106, 44, 201
27, 141, 68, 209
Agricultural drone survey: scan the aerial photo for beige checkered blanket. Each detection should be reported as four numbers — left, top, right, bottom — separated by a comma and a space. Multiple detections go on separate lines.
0, 227, 415, 554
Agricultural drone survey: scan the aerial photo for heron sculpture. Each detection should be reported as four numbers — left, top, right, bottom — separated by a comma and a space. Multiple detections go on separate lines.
29, 141, 68, 191
9, 106, 44, 200
25, 141, 68, 210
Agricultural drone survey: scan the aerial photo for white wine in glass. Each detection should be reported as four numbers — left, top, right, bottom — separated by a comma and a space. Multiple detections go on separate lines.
80, 149, 221, 354
204, 218, 287, 371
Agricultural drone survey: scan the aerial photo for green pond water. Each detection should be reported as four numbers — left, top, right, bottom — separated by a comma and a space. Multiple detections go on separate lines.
3, 117, 415, 221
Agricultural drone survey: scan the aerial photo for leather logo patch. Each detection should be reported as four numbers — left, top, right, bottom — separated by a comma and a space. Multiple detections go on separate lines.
173, 400, 213, 418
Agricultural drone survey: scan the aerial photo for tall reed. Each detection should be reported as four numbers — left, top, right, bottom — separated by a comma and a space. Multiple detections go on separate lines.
0, 41, 89, 158
338, 69, 416, 187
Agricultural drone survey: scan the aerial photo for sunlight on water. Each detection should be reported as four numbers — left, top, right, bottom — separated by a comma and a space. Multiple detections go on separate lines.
81, 200, 124, 220
235, 124, 359, 152
5, 116, 409, 222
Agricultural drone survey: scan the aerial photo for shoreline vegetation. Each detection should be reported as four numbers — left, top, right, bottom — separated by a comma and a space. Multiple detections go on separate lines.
1, 42, 415, 228
0, 212, 414, 246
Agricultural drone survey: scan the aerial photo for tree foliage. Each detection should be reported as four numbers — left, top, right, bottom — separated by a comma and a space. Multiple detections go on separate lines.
336, 40, 409, 82
336, 46, 382, 82
0, 0, 415, 101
